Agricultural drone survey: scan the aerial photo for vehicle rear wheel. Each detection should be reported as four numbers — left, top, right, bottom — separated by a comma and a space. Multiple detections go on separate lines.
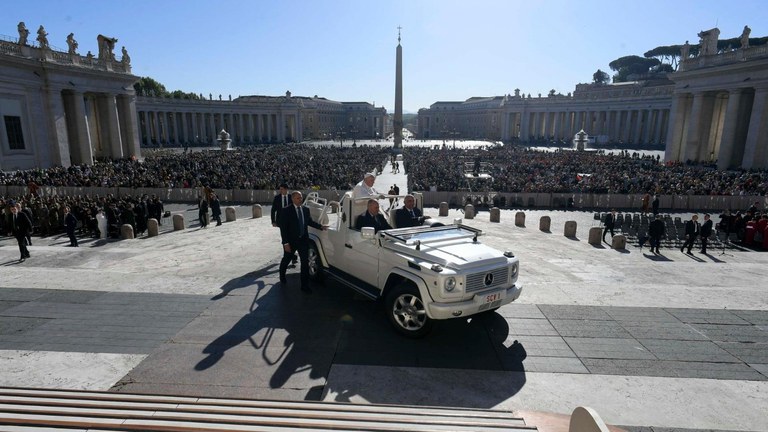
385, 284, 433, 338
308, 242, 324, 282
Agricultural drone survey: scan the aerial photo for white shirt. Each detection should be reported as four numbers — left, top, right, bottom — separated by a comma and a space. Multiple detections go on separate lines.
352, 181, 379, 200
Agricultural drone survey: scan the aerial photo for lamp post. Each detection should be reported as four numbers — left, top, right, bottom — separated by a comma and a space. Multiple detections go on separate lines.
349, 126, 359, 146
336, 128, 346, 147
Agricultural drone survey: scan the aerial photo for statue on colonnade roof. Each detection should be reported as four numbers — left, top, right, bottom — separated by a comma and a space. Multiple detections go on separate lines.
17, 21, 29, 45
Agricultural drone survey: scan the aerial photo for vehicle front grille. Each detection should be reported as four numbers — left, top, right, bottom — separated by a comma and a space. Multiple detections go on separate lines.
466, 267, 508, 293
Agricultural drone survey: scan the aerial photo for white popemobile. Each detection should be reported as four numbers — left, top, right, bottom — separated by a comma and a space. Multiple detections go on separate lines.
303, 191, 522, 337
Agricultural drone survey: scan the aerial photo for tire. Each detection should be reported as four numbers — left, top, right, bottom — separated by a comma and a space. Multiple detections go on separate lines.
307, 242, 324, 282
385, 283, 433, 338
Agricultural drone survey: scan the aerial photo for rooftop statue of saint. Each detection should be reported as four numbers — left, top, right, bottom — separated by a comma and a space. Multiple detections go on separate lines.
697, 27, 720, 56
66, 33, 78, 55
97, 34, 118, 61
680, 40, 690, 59
740, 25, 751, 49
17, 22, 29, 46
121, 46, 131, 65
36, 25, 49, 49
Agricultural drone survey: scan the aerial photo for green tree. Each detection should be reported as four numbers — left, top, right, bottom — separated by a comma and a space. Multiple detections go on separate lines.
592, 69, 610, 84
133, 76, 167, 97
608, 55, 661, 82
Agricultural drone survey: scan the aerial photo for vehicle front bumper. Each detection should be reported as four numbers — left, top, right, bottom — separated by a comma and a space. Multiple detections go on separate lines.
426, 283, 523, 320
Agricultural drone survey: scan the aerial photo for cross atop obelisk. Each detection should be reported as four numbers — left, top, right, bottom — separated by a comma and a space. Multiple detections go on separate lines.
393, 26, 403, 151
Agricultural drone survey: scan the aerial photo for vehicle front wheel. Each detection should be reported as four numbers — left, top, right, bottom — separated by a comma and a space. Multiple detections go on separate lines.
385, 284, 433, 338
308, 242, 324, 282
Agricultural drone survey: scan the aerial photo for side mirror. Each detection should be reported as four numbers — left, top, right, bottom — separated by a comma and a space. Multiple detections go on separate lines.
361, 226, 376, 239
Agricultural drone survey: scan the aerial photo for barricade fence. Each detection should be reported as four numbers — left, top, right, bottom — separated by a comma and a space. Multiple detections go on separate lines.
0, 185, 761, 212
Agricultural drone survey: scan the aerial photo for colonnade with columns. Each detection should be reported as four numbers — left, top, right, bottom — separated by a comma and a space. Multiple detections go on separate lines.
666, 86, 768, 169
506, 107, 670, 144
59, 90, 140, 164
136, 109, 301, 146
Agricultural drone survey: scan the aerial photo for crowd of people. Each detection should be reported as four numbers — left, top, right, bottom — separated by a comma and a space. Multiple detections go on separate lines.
2, 144, 767, 196
403, 146, 768, 196
0, 193, 166, 242
0, 145, 390, 191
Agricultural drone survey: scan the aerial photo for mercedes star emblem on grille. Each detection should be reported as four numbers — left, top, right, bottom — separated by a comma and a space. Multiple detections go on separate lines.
484, 273, 494, 286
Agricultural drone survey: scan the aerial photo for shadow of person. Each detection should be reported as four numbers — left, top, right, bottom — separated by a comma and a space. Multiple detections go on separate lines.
211, 263, 278, 300
194, 295, 270, 371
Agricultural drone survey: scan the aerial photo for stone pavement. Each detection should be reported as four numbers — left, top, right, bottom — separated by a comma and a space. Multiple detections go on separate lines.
1, 161, 767, 431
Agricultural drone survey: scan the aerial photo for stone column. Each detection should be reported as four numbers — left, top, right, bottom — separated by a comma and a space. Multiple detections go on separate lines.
68, 91, 93, 164
180, 112, 188, 144
44, 88, 72, 167
100, 93, 123, 158
665, 93, 690, 162
553, 111, 562, 140
169, 112, 177, 144
717, 90, 744, 169
256, 114, 263, 143
584, 111, 592, 133
643, 109, 654, 145
142, 111, 152, 146
632, 110, 644, 144
520, 111, 530, 140
296, 112, 303, 142
656, 109, 668, 144
117, 94, 141, 158
190, 112, 198, 142
574, 111, 583, 136
209, 112, 216, 143
598, 111, 608, 135
266, 114, 273, 142
741, 87, 768, 169
684, 92, 715, 162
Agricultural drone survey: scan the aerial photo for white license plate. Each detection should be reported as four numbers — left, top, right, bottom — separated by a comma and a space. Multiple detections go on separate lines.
482, 292, 502, 304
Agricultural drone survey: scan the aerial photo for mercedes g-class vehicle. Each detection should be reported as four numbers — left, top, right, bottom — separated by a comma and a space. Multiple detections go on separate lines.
303, 191, 522, 337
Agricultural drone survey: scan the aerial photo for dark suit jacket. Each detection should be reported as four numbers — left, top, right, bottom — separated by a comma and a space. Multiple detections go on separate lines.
395, 207, 425, 228
64, 212, 78, 233
211, 198, 221, 217
604, 213, 615, 228
271, 194, 290, 225
700, 219, 713, 237
280, 205, 322, 247
648, 219, 665, 237
355, 211, 392, 232
11, 212, 32, 238
685, 220, 700, 237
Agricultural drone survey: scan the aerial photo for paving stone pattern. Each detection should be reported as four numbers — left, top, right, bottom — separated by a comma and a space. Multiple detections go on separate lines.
1, 285, 766, 385
0, 288, 210, 355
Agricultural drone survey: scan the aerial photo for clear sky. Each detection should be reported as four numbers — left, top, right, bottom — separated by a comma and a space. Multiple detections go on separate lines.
2, 0, 766, 113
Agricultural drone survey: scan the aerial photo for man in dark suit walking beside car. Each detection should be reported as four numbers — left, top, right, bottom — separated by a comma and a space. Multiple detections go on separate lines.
681, 214, 700, 254
9, 201, 32, 261
279, 191, 327, 293
699, 213, 713, 254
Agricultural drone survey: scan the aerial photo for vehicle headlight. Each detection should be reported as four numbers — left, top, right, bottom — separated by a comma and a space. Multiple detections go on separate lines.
510, 263, 519, 279
444, 277, 456, 292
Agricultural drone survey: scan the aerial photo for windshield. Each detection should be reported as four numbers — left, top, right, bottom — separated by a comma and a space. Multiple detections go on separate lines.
386, 226, 477, 243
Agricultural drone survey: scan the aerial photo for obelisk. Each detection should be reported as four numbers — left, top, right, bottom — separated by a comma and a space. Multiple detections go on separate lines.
393, 27, 403, 151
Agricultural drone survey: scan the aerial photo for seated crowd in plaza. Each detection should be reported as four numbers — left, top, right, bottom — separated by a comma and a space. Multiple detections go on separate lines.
0, 145, 390, 191
1, 143, 767, 198
403, 146, 768, 196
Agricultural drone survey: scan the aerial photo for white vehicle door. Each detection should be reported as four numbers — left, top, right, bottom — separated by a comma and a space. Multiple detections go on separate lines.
341, 231, 379, 288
